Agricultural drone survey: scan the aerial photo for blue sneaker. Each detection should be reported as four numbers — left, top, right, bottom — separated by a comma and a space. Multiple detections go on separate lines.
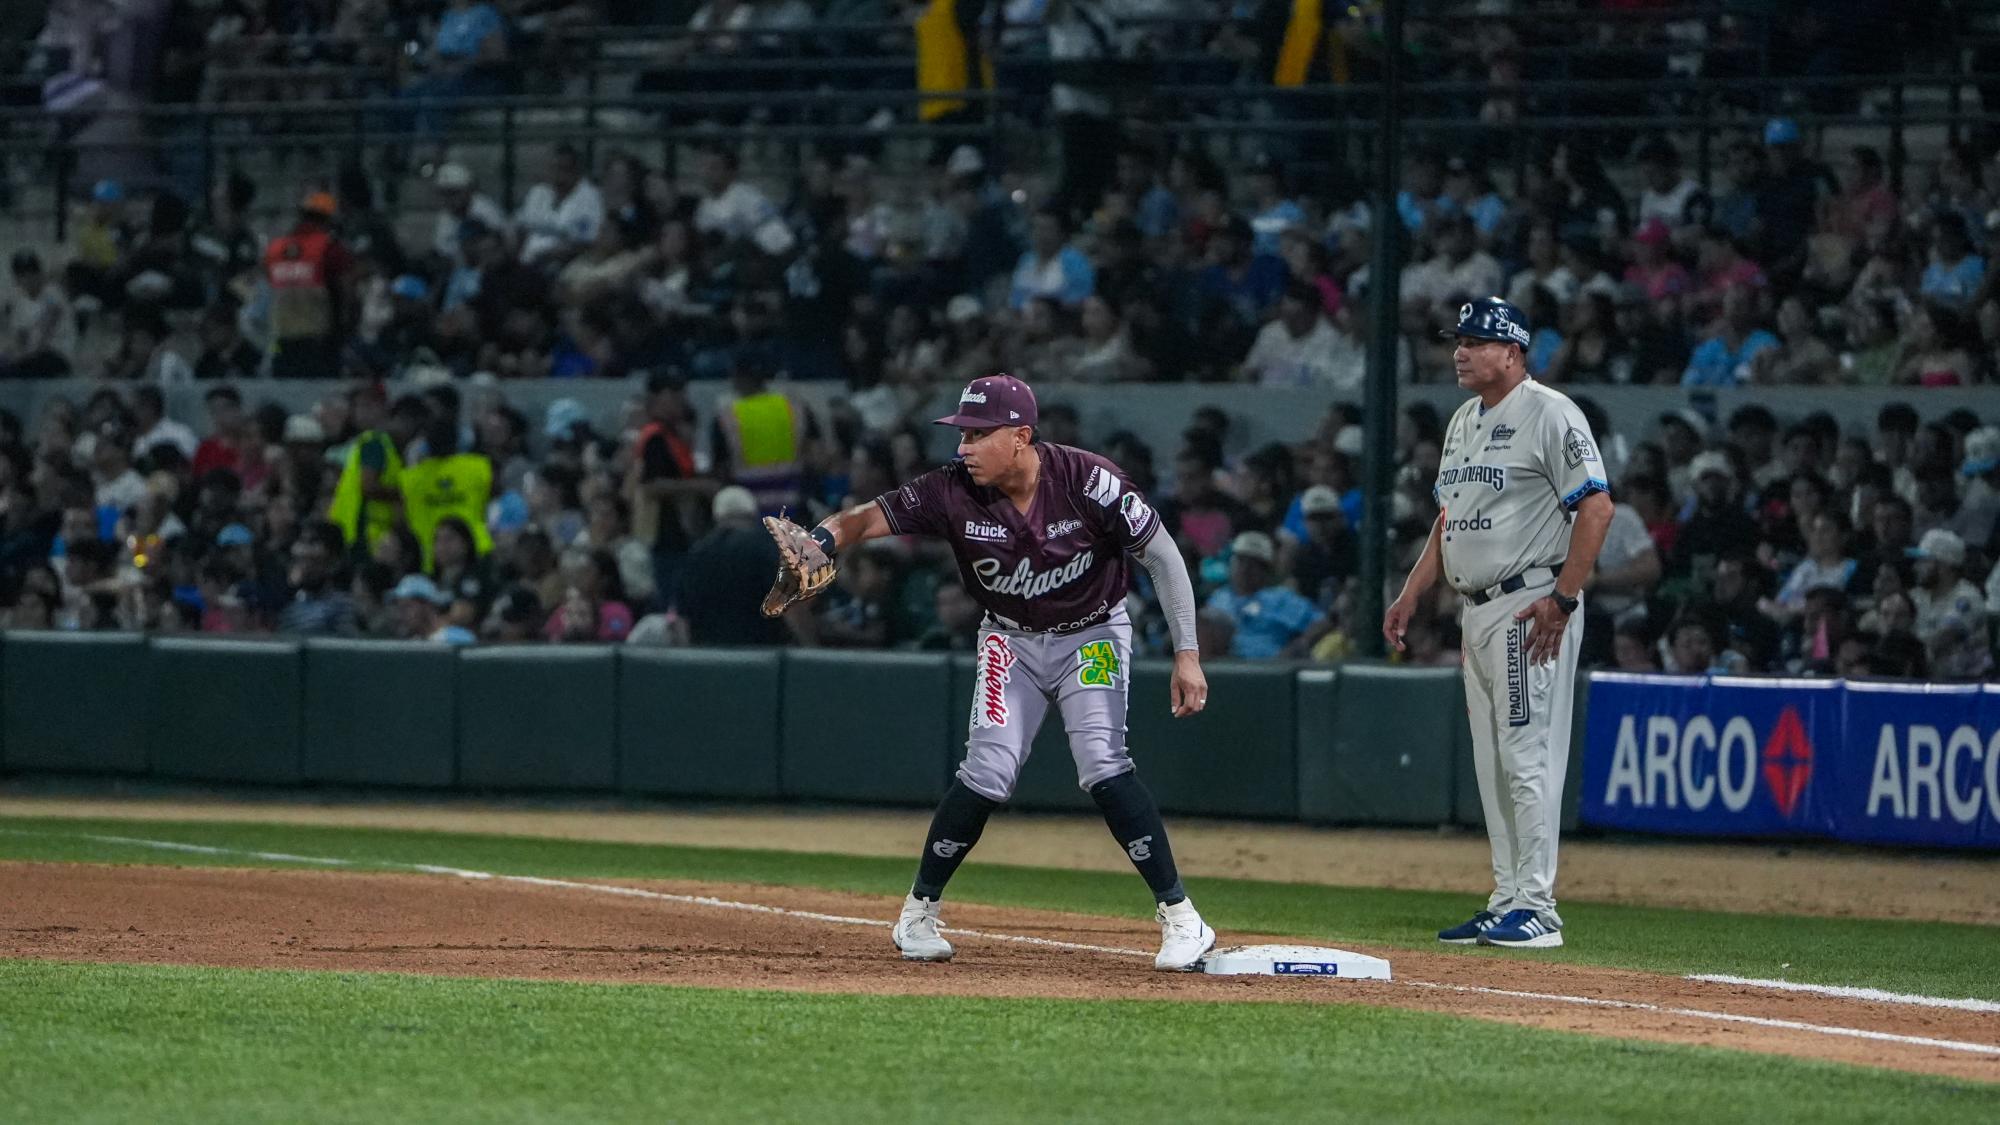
1436, 910, 1501, 944
1477, 909, 1563, 949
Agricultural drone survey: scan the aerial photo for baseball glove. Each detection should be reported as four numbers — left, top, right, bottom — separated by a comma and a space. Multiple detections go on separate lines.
761, 516, 837, 617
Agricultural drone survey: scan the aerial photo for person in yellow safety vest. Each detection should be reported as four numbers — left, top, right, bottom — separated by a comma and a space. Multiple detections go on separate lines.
709, 354, 817, 518
399, 414, 495, 571
327, 389, 428, 555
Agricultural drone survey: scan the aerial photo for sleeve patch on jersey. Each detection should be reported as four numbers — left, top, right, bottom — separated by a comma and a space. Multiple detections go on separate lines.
900, 484, 919, 507
1562, 426, 1600, 470
1084, 466, 1122, 507
1119, 491, 1153, 536
1561, 478, 1610, 511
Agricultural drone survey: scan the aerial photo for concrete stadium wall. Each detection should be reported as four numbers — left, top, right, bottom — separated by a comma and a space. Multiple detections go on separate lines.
0, 631, 1597, 829
3, 380, 1991, 472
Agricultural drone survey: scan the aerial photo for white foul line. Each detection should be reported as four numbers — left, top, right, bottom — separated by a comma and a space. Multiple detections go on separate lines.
1404, 981, 2000, 1057
12, 831, 2000, 1058
1688, 974, 2000, 1014
14, 832, 1150, 959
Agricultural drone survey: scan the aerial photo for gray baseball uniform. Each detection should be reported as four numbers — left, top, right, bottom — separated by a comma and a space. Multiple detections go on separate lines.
877, 443, 1164, 802
1434, 378, 1607, 920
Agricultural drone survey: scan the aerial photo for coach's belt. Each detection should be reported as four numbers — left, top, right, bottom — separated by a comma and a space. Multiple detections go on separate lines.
1463, 567, 1555, 607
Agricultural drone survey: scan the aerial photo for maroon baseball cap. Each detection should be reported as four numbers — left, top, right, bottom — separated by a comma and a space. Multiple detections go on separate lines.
933, 374, 1038, 429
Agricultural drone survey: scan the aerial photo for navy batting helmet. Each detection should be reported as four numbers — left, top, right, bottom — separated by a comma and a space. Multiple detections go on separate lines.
1441, 296, 1531, 349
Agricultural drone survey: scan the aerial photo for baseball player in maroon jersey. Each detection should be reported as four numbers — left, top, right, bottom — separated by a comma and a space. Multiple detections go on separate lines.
763, 374, 1216, 970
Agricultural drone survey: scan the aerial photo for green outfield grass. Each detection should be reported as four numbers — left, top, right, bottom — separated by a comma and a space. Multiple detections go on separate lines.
2, 815, 1997, 1000
2, 959, 1992, 1125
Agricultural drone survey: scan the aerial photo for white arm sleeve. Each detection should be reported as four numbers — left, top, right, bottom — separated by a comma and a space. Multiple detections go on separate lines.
1136, 531, 1199, 654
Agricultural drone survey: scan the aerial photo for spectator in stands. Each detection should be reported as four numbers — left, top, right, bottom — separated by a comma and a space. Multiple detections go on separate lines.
1919, 213, 1986, 310
1624, 219, 1691, 306
1203, 531, 1329, 659
1756, 118, 1835, 278
679, 484, 786, 646
544, 548, 634, 642
814, 541, 897, 648
431, 163, 509, 266
913, 578, 981, 652
692, 147, 797, 258
1636, 138, 1705, 232
401, 0, 511, 142
2, 251, 75, 378
516, 144, 605, 265
1682, 284, 1777, 387
265, 192, 354, 379
1826, 145, 1898, 243
1400, 214, 1503, 331
1009, 207, 1095, 310
1239, 283, 1355, 391
277, 521, 357, 636
1907, 528, 1983, 643
1895, 304, 1979, 386
389, 573, 475, 644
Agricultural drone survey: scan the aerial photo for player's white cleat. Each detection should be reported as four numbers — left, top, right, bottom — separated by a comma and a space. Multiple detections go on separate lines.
892, 894, 954, 962
1153, 897, 1216, 971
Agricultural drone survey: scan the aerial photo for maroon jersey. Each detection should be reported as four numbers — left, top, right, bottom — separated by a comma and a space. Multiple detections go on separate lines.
876, 443, 1162, 633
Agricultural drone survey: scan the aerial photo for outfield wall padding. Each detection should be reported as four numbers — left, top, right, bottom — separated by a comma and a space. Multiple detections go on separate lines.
781, 651, 952, 804
456, 646, 619, 790
0, 633, 151, 774
148, 638, 306, 783
1299, 665, 1457, 825
302, 640, 458, 787
619, 648, 782, 798
1126, 660, 1298, 819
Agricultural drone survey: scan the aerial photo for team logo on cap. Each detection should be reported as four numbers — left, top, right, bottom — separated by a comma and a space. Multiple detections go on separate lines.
961, 390, 987, 404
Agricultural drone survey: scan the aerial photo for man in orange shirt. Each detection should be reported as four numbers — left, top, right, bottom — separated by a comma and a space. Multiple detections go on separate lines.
265, 192, 354, 379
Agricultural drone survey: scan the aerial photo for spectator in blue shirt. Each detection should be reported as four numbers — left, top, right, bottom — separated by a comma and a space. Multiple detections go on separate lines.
1245, 154, 1304, 257
1682, 284, 1779, 387
1009, 208, 1094, 310
1196, 215, 1288, 329
1114, 147, 1179, 240
1919, 213, 1986, 309
1203, 531, 1331, 659
1396, 148, 1450, 232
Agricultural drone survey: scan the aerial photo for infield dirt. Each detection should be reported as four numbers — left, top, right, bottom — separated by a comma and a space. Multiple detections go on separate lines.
3, 861, 1995, 1085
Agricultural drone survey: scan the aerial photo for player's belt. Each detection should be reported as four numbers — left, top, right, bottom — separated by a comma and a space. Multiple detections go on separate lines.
1463, 567, 1556, 607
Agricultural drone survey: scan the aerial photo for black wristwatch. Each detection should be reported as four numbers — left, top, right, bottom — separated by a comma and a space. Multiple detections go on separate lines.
1550, 590, 1580, 616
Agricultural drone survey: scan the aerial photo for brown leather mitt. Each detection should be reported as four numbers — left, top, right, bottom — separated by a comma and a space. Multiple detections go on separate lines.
760, 516, 837, 617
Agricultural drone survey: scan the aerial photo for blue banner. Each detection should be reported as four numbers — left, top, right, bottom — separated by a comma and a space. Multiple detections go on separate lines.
1581, 674, 2000, 850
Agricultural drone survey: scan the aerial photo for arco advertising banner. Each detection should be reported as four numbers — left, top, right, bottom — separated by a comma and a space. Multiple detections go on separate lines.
1581, 674, 2000, 849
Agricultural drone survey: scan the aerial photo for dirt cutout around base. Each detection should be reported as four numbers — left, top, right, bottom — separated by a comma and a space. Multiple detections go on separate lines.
3, 862, 1995, 1085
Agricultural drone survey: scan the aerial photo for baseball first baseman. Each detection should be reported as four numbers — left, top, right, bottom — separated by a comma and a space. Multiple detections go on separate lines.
761, 374, 1218, 971
1384, 298, 1613, 949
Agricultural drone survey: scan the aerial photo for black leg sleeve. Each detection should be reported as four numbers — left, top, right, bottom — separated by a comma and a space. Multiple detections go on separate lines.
1089, 770, 1186, 905
911, 779, 1002, 901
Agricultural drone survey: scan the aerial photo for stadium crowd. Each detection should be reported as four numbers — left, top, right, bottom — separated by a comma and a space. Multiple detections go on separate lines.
0, 1, 1994, 677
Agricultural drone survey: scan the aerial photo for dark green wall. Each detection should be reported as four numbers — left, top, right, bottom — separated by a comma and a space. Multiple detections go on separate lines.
0, 635, 1596, 831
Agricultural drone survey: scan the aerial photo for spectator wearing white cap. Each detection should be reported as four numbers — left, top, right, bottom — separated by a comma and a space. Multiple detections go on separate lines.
679, 484, 790, 647
1667, 451, 1757, 583
389, 573, 476, 644
431, 163, 509, 266
1281, 485, 1358, 609
1946, 426, 2000, 556
1907, 528, 1983, 645
1202, 531, 1331, 659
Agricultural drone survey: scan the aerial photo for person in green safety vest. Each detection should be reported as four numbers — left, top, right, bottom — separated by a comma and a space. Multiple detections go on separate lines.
327, 388, 428, 555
